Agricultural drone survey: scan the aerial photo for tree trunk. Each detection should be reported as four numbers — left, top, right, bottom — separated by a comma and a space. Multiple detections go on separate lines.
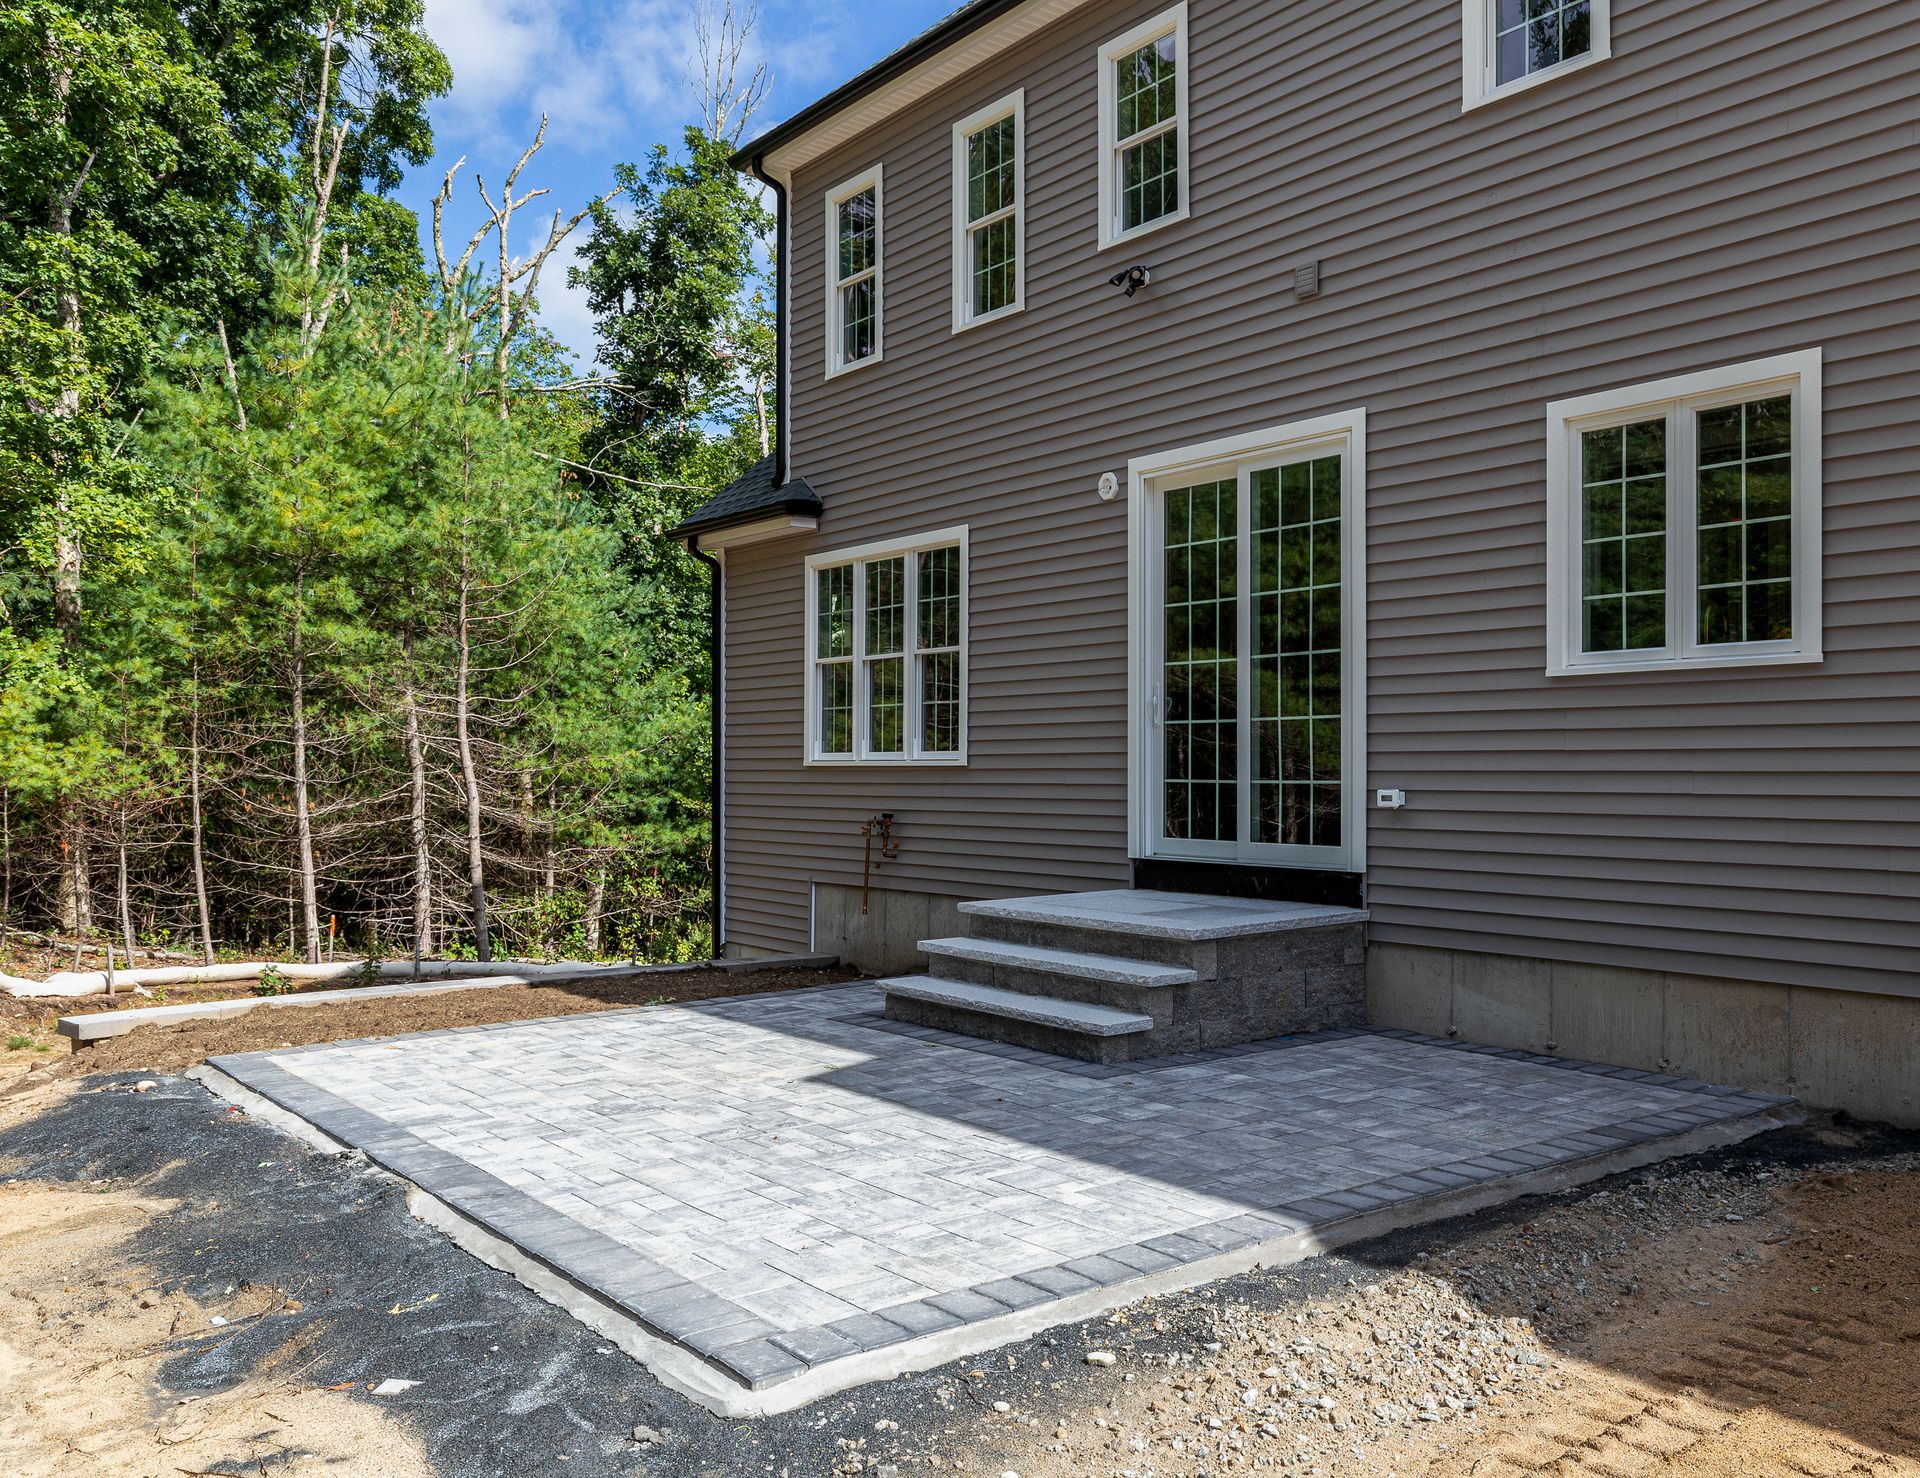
403, 629, 432, 963
585, 865, 606, 957
456, 556, 491, 962
45, 39, 92, 939
542, 779, 556, 903
493, 200, 512, 419
289, 581, 322, 964
46, 42, 86, 658
188, 666, 214, 965
1, 785, 11, 954
57, 823, 92, 936
116, 809, 136, 961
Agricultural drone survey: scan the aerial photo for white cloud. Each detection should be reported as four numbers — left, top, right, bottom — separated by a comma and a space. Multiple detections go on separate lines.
425, 0, 703, 146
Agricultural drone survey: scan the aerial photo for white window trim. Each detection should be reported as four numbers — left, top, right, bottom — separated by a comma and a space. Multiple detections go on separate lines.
951, 90, 1026, 333
1125, 409, 1369, 875
804, 527, 970, 765
824, 165, 883, 379
1545, 348, 1823, 678
1096, 2, 1190, 252
1461, 0, 1611, 111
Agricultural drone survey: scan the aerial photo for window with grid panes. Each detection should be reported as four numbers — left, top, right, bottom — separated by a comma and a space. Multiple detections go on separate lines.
1494, 0, 1593, 86
808, 536, 967, 762
1100, 7, 1187, 246
956, 97, 1022, 325
827, 170, 881, 373
1547, 352, 1821, 675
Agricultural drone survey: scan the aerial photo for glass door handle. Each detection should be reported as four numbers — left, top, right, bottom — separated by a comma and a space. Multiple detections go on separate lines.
1151, 683, 1163, 727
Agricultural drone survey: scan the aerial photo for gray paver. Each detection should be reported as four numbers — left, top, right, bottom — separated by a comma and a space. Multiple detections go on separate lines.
207, 983, 1791, 1396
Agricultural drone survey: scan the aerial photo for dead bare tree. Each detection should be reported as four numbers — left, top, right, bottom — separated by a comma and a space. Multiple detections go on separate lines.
453, 455, 490, 960
430, 120, 616, 417
693, 0, 770, 145
402, 625, 433, 963
297, 8, 352, 346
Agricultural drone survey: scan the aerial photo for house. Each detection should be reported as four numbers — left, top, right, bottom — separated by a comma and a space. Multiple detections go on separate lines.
674, 0, 1920, 1122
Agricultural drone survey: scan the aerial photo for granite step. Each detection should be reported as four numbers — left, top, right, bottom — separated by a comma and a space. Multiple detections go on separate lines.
919, 937, 1198, 989
959, 889, 1368, 942
878, 976, 1154, 1037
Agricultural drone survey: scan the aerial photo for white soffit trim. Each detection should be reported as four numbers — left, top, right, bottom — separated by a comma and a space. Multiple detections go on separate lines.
762, 0, 1098, 178
699, 515, 819, 552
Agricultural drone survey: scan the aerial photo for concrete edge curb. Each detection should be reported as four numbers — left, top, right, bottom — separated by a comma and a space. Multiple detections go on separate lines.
60, 954, 842, 1043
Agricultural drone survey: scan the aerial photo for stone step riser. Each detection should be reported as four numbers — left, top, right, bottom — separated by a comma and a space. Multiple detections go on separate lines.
924, 952, 1176, 1017
882, 993, 1139, 1065
962, 914, 1219, 973
906, 891, 1372, 1063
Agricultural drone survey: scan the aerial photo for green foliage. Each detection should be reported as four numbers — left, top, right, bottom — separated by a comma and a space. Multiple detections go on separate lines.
0, 0, 450, 919
253, 962, 290, 995
574, 127, 775, 681
0, 15, 757, 967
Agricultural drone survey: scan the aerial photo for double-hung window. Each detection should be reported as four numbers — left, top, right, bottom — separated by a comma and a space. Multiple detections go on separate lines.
952, 91, 1025, 330
1462, 0, 1611, 108
807, 530, 968, 763
826, 166, 882, 375
1546, 350, 1823, 676
1097, 4, 1189, 249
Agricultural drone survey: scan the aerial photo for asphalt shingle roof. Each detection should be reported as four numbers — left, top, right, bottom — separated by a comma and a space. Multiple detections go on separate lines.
671, 456, 822, 542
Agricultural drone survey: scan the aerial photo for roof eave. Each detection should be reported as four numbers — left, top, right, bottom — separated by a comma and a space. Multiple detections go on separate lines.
671, 496, 823, 542
727, 0, 1035, 174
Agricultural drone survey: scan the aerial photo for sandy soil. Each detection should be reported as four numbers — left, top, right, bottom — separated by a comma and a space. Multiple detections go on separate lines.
0, 964, 858, 1092
0, 1179, 431, 1476
988, 1139, 1920, 1478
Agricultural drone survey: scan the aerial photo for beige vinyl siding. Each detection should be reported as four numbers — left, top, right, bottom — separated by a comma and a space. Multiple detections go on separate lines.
721, 0, 1920, 998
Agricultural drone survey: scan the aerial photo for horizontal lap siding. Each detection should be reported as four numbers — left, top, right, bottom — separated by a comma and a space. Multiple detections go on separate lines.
724, 0, 1920, 993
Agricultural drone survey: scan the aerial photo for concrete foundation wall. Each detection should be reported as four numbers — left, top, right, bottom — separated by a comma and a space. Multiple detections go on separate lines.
1369, 943, 1920, 1129
811, 883, 974, 976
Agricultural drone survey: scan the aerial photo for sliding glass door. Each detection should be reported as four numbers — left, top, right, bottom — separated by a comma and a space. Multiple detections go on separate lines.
1151, 443, 1356, 871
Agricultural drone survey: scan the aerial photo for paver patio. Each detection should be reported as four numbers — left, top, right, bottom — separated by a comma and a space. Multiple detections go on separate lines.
205, 983, 1796, 1412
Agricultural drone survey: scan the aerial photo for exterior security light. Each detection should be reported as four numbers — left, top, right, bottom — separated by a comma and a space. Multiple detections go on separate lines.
1109, 264, 1153, 297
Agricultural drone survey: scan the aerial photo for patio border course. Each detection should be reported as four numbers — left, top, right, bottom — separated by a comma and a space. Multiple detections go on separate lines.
192, 1006, 1802, 1418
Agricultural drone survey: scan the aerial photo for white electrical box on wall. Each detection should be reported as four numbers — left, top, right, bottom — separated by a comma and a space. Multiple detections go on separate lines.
1375, 789, 1407, 810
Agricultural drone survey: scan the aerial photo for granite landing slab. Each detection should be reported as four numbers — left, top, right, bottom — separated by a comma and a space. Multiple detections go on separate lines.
200, 984, 1799, 1415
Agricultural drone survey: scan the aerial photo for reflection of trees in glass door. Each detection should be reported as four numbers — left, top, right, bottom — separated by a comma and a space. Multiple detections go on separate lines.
1157, 450, 1348, 866
1162, 478, 1237, 844
1250, 455, 1343, 852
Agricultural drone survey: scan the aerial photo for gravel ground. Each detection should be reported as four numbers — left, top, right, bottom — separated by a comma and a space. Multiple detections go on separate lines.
0, 1070, 1913, 1478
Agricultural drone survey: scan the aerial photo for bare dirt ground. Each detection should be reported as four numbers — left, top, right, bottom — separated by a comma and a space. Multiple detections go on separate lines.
965, 1129, 1920, 1478
0, 980, 1912, 1477
0, 963, 858, 1093
0, 1179, 431, 1476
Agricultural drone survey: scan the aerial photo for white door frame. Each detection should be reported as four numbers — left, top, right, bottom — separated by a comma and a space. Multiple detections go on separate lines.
1125, 408, 1368, 872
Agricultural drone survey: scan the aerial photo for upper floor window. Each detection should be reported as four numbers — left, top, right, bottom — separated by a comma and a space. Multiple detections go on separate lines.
952, 91, 1025, 330
1462, 0, 1610, 109
807, 529, 968, 764
1098, 4, 1189, 249
826, 166, 882, 376
1546, 350, 1823, 677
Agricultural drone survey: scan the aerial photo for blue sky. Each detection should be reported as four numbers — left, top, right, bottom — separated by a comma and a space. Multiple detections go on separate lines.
405, 1, 955, 364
